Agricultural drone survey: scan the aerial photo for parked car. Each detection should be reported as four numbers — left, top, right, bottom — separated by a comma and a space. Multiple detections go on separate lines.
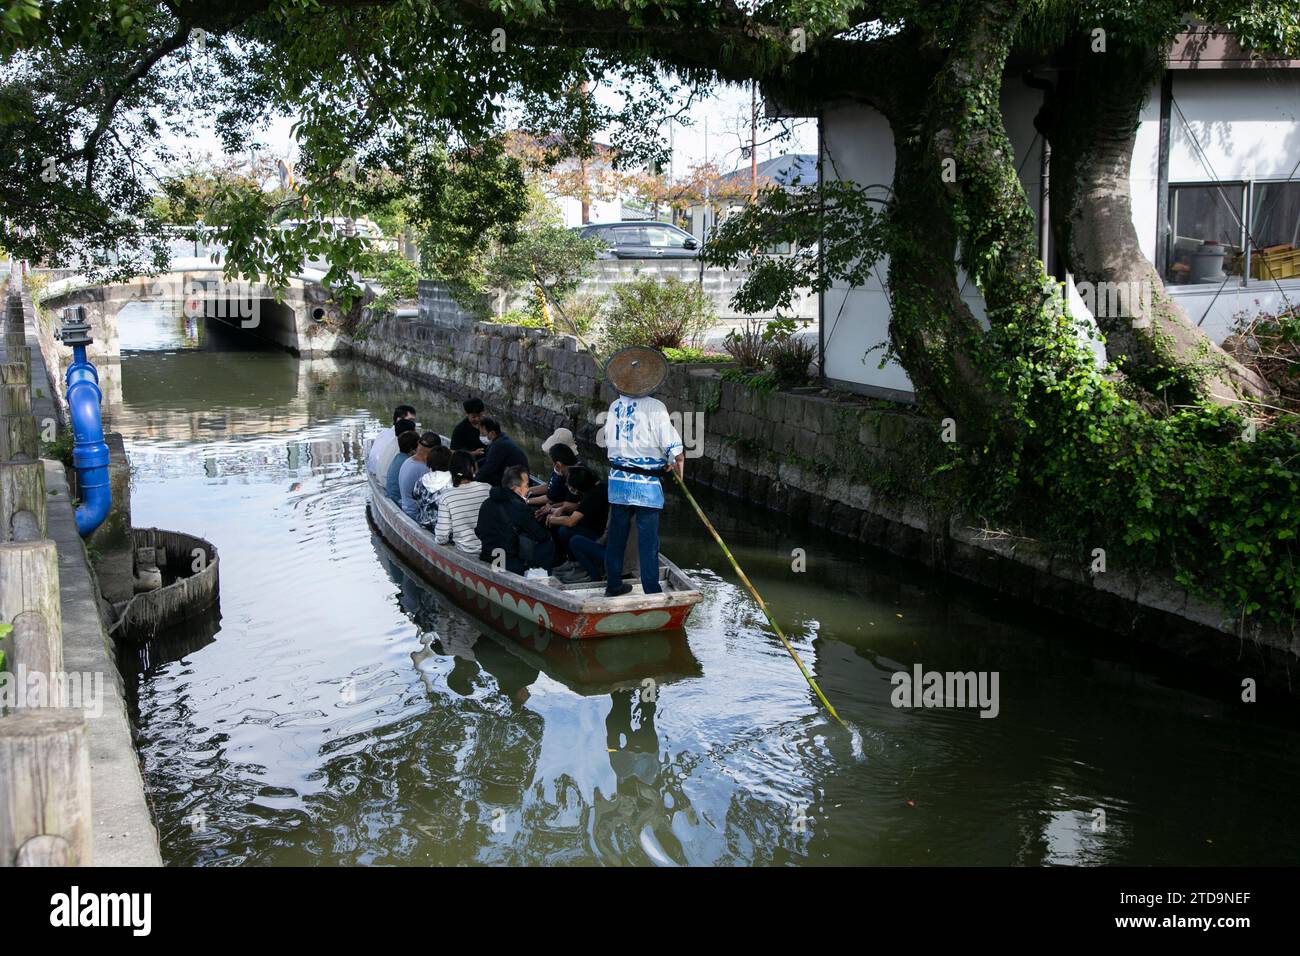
575, 221, 700, 259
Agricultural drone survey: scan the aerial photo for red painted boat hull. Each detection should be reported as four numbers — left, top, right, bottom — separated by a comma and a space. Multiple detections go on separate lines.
368, 478, 701, 639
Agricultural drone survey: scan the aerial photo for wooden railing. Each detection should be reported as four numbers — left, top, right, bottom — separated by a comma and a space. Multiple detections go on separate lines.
0, 272, 93, 867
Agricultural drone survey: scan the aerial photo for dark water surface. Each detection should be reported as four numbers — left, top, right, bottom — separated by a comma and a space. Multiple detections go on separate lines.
111, 303, 1300, 866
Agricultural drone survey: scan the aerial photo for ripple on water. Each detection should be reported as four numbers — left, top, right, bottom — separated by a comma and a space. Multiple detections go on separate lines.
113, 345, 1300, 867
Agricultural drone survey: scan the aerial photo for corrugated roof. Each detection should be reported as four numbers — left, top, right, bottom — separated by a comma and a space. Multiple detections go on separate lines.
721, 153, 818, 188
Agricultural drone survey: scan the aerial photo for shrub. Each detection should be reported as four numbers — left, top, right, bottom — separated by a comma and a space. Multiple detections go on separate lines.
722, 318, 768, 370
42, 429, 74, 467
1223, 307, 1300, 419
487, 225, 601, 326
663, 346, 730, 363
601, 275, 715, 352
357, 248, 420, 316
554, 290, 605, 338
765, 317, 817, 386
489, 306, 549, 329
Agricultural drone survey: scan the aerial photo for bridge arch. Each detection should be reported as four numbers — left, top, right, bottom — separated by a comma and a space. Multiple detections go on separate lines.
37, 261, 349, 368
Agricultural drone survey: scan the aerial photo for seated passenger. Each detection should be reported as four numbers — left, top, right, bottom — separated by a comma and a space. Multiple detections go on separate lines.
386, 429, 419, 503
547, 466, 609, 580
413, 445, 455, 530
400, 432, 441, 519
541, 427, 577, 459
367, 405, 417, 476
475, 465, 555, 575
527, 442, 579, 512
567, 533, 607, 588
451, 397, 487, 459
475, 418, 529, 487
434, 452, 492, 555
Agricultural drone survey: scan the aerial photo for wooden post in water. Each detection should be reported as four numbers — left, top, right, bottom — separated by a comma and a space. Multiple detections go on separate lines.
0, 710, 93, 866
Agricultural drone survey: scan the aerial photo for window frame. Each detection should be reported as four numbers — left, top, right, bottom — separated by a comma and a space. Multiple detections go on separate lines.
1164, 178, 1249, 287
1163, 177, 1300, 288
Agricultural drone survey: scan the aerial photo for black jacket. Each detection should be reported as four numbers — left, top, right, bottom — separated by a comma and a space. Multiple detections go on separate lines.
475, 485, 548, 562
450, 418, 482, 454
475, 433, 529, 487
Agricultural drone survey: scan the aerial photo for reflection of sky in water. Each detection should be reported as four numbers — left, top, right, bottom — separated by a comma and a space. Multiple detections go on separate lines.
112, 305, 1300, 866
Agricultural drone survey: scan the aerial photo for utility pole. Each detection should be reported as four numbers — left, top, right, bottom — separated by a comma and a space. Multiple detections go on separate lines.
579, 80, 592, 224
750, 82, 758, 201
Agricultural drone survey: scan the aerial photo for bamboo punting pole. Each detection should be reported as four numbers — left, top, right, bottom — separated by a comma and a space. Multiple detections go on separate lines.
547, 298, 844, 725
667, 468, 842, 723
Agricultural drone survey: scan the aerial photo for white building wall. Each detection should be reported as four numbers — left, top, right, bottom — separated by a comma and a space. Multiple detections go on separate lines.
556, 196, 627, 229
821, 79, 1055, 396
820, 101, 908, 394
1162, 71, 1300, 342
822, 69, 1300, 395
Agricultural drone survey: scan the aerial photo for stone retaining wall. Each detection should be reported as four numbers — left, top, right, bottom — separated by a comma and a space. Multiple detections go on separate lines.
346, 313, 1296, 691
419, 257, 817, 331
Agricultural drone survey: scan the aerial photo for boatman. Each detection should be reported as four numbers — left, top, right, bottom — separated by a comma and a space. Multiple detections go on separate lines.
602, 346, 683, 598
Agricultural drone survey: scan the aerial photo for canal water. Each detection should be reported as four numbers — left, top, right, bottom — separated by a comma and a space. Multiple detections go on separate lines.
110, 303, 1300, 866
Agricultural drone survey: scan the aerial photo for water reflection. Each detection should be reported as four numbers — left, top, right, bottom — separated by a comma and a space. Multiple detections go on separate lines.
113, 305, 1300, 867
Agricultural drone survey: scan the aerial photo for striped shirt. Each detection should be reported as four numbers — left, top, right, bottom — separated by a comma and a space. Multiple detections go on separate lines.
434, 480, 492, 555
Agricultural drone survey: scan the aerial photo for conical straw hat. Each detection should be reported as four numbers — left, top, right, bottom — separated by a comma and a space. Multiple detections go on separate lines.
604, 345, 668, 398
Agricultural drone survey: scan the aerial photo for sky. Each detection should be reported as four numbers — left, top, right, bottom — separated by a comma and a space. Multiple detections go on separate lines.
656, 82, 818, 176
164, 77, 818, 184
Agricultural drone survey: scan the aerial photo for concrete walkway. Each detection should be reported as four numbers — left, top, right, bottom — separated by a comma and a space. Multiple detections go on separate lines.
18, 287, 161, 866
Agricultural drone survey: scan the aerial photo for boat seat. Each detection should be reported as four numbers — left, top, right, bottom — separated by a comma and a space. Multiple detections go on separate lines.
551, 567, 673, 591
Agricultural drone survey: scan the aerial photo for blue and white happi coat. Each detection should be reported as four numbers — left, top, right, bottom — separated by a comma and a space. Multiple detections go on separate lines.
605, 394, 683, 510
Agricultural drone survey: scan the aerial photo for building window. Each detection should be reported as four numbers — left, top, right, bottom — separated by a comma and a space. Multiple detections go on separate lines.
1249, 181, 1300, 281
1165, 183, 1246, 285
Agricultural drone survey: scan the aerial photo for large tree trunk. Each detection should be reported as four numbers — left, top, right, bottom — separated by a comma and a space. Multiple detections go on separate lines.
927, 0, 1049, 335
768, 35, 1007, 439
885, 117, 1007, 440
1042, 41, 1271, 407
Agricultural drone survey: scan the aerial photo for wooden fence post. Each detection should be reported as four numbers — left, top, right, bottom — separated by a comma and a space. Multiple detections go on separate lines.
0, 541, 61, 665
0, 414, 37, 461
7, 611, 63, 692
0, 365, 31, 420
0, 710, 93, 866
0, 461, 46, 542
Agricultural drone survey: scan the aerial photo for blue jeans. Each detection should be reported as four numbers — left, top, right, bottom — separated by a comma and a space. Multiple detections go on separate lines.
553, 524, 599, 564
605, 503, 662, 594
569, 534, 606, 580
507, 536, 555, 575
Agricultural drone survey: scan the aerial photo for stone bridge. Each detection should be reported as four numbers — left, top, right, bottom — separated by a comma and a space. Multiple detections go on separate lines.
36, 259, 350, 370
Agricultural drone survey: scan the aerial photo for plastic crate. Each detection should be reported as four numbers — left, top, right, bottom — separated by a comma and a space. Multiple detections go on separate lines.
1252, 244, 1300, 280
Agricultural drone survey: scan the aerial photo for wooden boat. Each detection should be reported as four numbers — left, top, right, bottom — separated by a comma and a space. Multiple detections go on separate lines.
366, 472, 703, 639
368, 524, 704, 694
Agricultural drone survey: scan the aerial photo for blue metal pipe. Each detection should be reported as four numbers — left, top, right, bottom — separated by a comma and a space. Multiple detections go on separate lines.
59, 308, 111, 536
